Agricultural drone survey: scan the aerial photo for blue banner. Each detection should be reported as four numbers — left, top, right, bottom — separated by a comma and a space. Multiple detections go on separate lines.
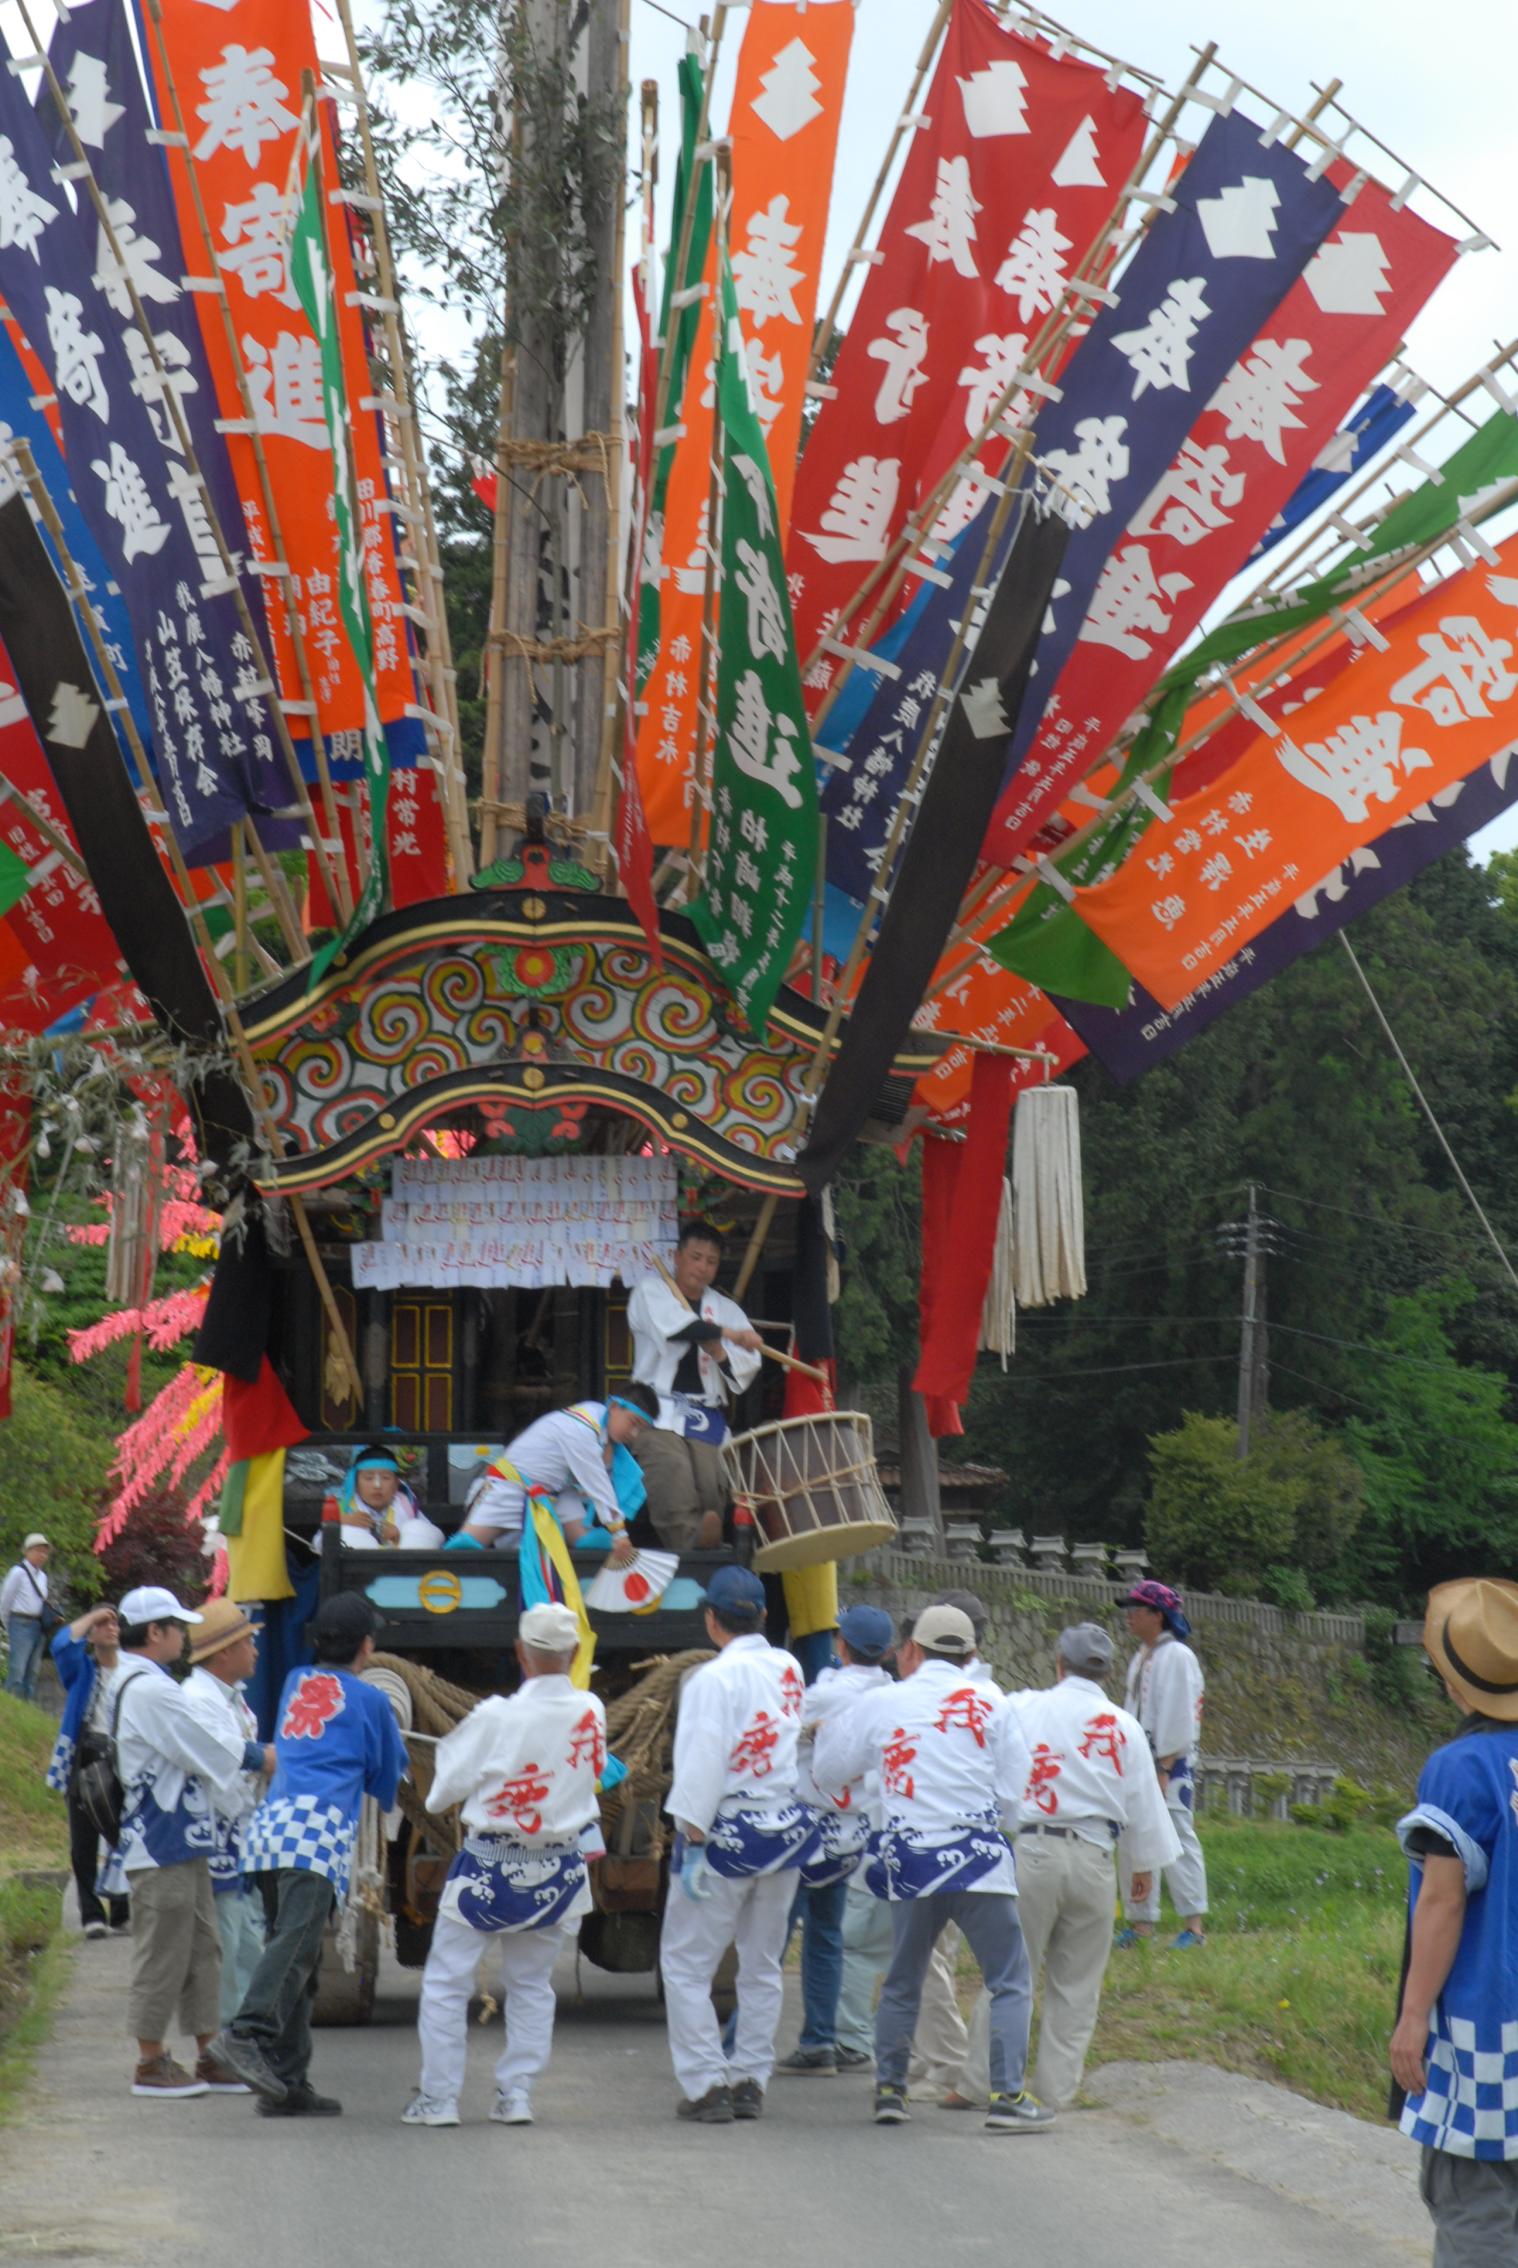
1002, 107, 1347, 775
1248, 381, 1415, 559
0, 21, 276, 854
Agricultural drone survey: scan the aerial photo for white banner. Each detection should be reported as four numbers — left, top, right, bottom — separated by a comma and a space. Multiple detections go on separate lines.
350, 1155, 679, 1291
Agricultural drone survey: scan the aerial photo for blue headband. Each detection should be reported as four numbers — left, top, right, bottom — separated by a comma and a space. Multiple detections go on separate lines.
609, 1397, 650, 1422
351, 1452, 400, 1473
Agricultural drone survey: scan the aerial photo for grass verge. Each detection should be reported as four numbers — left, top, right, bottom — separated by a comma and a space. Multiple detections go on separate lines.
1085, 1816, 1404, 2123
0, 1689, 72, 2116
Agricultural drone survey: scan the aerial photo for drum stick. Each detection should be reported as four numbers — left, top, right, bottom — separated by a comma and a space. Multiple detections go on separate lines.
645, 1247, 829, 1386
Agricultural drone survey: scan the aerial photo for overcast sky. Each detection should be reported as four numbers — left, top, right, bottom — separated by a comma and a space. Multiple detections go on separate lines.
629, 0, 1518, 851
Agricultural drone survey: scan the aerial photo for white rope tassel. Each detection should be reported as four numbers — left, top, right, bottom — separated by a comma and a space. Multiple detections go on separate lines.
979, 1175, 1016, 1367
1011, 1086, 1087, 1308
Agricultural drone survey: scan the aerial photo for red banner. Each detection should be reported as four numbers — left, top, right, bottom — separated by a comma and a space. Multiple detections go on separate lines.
1076, 530, 1518, 1006
983, 175, 1459, 862
0, 673, 124, 1026
151, 1, 418, 740
785, 1, 1145, 703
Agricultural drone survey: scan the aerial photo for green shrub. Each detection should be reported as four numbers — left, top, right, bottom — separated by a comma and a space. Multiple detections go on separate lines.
1262, 1563, 1315, 1614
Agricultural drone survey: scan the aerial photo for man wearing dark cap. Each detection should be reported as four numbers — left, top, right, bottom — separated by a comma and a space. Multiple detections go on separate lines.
209, 1593, 408, 2116
659, 1564, 817, 2122
1117, 1579, 1208, 1948
776, 1604, 896, 2076
816, 1604, 1052, 2134
1391, 1577, 1518, 2265
950, 1623, 1178, 2111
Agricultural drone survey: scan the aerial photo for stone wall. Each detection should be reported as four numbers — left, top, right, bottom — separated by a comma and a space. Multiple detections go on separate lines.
838, 1550, 1434, 1798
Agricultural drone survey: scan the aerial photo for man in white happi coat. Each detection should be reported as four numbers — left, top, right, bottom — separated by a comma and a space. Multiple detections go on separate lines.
404, 1603, 607, 2129
659, 1564, 817, 2123
627, 1219, 764, 1552
454, 1386, 658, 1561
1116, 1579, 1208, 1948
949, 1622, 1180, 2110
180, 1600, 270, 2026
816, 1603, 1053, 2134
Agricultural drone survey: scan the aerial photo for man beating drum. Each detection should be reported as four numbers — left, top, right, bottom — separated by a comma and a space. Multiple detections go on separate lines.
627, 1220, 764, 1553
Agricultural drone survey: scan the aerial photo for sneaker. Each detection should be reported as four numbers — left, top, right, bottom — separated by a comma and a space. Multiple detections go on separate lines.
985, 2090, 1056, 2134
195, 2054, 251, 2095
873, 2082, 911, 2125
205, 2027, 288, 2104
260, 2088, 343, 2119
1169, 1928, 1207, 1949
1113, 1926, 1146, 1950
490, 2089, 534, 2126
776, 2045, 837, 2076
131, 2054, 207, 2099
82, 1919, 110, 1940
676, 2084, 734, 2124
401, 2092, 460, 2127
731, 2079, 764, 2120
835, 2046, 872, 2071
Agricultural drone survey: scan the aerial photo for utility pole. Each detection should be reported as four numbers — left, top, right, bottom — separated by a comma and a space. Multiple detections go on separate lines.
1216, 1185, 1278, 1459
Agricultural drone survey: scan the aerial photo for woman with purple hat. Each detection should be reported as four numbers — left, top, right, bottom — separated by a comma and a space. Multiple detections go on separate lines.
1114, 1579, 1208, 1950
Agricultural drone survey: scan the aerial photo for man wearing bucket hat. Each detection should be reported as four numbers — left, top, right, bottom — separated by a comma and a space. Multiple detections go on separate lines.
403, 1600, 607, 2130
113, 1585, 273, 2099
1115, 1578, 1208, 1949
1, 1532, 52, 1700
1392, 1577, 1518, 2262
182, 1601, 269, 2025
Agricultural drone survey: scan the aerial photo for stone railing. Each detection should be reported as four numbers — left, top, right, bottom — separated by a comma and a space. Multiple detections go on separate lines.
1192, 1756, 1343, 1817
864, 1542, 1365, 1648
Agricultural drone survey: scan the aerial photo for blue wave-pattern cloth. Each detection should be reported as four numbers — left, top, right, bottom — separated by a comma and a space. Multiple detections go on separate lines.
439, 1836, 589, 1934
863, 1810, 1010, 1903
1399, 1722, 1518, 2160
702, 1800, 820, 1881
242, 1666, 407, 1897
798, 1803, 870, 1891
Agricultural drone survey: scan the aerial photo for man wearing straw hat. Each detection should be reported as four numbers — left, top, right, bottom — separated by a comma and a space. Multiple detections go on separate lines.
182, 1599, 269, 2026
1392, 1577, 1518, 2263
628, 1219, 764, 1552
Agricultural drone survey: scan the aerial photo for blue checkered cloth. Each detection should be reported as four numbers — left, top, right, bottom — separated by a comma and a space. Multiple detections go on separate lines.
242, 1793, 358, 1897
1398, 1722, 1518, 2162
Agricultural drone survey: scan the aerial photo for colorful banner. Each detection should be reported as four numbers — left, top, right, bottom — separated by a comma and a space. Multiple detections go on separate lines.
635, 3, 851, 842
915, 1008, 1086, 1120
1075, 533, 1518, 1006
984, 174, 1458, 861
785, 1, 1146, 696
689, 250, 819, 1030
1061, 736, 1518, 1080
0, 31, 278, 852
151, 0, 421, 761
1248, 379, 1417, 560
41, 0, 285, 828
288, 114, 389, 972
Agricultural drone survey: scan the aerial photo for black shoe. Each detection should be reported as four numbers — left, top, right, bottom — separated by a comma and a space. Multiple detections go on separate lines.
873, 2082, 911, 2125
835, 2046, 872, 2071
776, 2045, 837, 2075
257, 2087, 343, 2118
205, 2027, 288, 2104
731, 2079, 764, 2120
676, 2084, 734, 2124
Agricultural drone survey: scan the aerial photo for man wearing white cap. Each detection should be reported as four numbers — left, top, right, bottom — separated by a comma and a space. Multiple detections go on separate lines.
949, 1623, 1179, 2112
815, 1602, 1051, 2134
403, 1601, 608, 2129
181, 1600, 269, 2025
113, 1585, 273, 2098
2, 1532, 52, 1700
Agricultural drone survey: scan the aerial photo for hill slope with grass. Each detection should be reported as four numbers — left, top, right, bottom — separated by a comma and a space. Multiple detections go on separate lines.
0, 1692, 71, 2118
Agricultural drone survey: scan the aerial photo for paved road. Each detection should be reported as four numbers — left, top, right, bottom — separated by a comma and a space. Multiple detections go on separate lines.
0, 1928, 1429, 2267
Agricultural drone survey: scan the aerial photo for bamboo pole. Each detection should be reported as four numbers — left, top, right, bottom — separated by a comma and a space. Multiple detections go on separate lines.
133, 0, 356, 925
325, 0, 476, 884
805, 0, 951, 383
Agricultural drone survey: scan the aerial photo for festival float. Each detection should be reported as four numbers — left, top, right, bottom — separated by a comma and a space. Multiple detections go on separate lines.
0, 0, 1509, 2010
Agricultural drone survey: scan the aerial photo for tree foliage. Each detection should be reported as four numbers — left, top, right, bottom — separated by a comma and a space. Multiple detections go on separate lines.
0, 1365, 114, 1610
1143, 1409, 1363, 1598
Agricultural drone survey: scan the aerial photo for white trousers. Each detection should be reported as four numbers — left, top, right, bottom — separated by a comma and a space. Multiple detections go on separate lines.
417, 1912, 568, 2105
832, 1879, 967, 2084
958, 1833, 1117, 2107
659, 1868, 795, 2100
1124, 1787, 1208, 1922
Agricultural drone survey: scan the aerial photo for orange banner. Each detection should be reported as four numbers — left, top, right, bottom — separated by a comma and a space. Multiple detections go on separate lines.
1077, 532, 1518, 1009
635, 0, 852, 843
151, 1, 417, 741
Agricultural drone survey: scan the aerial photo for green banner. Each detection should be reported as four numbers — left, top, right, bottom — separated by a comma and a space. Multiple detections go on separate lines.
993, 408, 1518, 1003
635, 54, 713, 693
690, 252, 818, 1031
289, 117, 390, 981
